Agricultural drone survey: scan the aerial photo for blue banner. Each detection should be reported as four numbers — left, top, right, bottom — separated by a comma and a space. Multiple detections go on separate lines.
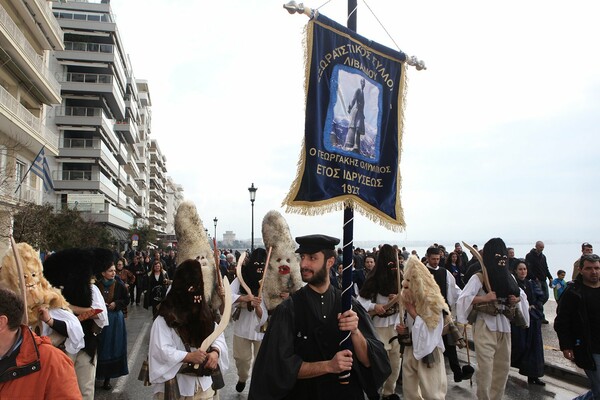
284, 14, 407, 230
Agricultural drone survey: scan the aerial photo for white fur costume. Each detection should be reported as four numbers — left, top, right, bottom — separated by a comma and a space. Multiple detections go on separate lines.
260, 210, 303, 312
174, 201, 220, 311
400, 256, 448, 400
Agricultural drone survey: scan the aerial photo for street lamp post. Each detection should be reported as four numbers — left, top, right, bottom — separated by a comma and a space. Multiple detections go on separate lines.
213, 217, 218, 244
248, 183, 257, 251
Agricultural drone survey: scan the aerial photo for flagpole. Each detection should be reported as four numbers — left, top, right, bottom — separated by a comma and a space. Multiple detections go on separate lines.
337, 0, 358, 385
14, 146, 45, 193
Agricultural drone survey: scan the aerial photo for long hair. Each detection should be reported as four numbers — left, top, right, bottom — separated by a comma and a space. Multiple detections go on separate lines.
157, 259, 214, 347
359, 244, 398, 298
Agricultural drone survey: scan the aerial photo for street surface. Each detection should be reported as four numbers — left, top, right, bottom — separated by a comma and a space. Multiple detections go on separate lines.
93, 303, 590, 399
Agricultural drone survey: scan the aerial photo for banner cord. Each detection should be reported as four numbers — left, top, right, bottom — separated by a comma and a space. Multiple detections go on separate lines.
361, 0, 402, 53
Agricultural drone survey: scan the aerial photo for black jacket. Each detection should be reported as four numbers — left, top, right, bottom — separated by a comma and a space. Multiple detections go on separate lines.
525, 249, 552, 282
554, 276, 596, 370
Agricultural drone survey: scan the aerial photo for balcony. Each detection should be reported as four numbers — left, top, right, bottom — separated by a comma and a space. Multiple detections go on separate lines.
114, 117, 139, 144
0, 85, 58, 154
59, 137, 120, 179
124, 153, 140, 179
54, 106, 119, 151
6, 182, 43, 206
80, 203, 134, 230
124, 175, 140, 198
20, 0, 64, 50
59, 69, 125, 120
0, 3, 61, 104
54, 6, 116, 34
54, 169, 119, 203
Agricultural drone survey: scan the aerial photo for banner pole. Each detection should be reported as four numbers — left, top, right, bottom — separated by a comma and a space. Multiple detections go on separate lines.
338, 0, 358, 385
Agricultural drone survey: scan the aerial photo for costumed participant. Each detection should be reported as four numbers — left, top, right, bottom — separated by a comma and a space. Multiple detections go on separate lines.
396, 255, 449, 400
43, 248, 110, 400
424, 246, 466, 383
231, 248, 268, 393
95, 261, 129, 390
260, 210, 304, 320
0, 287, 81, 399
248, 234, 390, 400
510, 259, 545, 385
148, 259, 229, 399
174, 201, 222, 315
0, 242, 84, 357
357, 244, 401, 400
456, 238, 529, 400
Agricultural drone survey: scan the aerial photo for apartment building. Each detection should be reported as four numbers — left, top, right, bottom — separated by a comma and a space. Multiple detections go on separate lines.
51, 0, 170, 246
0, 0, 64, 254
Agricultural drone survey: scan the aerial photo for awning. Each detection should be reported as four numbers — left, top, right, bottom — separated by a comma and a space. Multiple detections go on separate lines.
106, 226, 130, 242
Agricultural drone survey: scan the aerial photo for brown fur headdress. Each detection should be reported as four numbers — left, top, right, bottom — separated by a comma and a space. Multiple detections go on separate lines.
0, 243, 70, 325
401, 255, 449, 330
261, 210, 303, 311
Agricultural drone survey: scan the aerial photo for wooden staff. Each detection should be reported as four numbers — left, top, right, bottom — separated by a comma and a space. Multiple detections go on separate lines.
10, 236, 28, 325
213, 238, 223, 291
257, 247, 272, 299
234, 252, 251, 295
462, 241, 492, 293
194, 276, 233, 369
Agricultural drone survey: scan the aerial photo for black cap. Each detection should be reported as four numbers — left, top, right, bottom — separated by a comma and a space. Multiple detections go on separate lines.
295, 234, 340, 254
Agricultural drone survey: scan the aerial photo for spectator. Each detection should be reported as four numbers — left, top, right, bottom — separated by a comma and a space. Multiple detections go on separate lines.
525, 241, 553, 324
511, 260, 545, 386
572, 242, 593, 280
552, 270, 567, 301
555, 254, 600, 399
0, 287, 81, 399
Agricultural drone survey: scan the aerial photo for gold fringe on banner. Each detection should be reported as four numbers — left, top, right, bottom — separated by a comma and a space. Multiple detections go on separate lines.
283, 18, 408, 232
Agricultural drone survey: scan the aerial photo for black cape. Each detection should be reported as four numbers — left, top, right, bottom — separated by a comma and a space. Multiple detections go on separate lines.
248, 285, 390, 400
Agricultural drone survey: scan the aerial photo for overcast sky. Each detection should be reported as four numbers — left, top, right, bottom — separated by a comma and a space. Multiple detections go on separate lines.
109, 0, 600, 245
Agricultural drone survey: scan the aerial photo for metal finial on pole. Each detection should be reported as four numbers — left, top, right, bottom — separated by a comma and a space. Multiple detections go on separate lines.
283, 1, 314, 17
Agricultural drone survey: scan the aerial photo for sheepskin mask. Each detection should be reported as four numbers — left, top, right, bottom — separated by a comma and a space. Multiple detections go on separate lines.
401, 255, 449, 330
0, 243, 70, 325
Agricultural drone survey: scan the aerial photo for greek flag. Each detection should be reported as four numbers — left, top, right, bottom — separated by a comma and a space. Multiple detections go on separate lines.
31, 147, 54, 192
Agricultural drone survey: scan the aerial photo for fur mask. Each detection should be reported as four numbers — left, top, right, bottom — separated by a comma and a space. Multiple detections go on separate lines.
174, 201, 220, 311
261, 210, 303, 311
401, 255, 449, 330
0, 243, 70, 325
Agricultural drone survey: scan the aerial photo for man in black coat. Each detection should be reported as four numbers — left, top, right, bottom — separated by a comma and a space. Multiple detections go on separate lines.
554, 254, 600, 399
525, 241, 553, 323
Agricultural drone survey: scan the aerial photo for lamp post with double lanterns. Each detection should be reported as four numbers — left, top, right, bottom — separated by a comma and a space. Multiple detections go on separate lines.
248, 183, 257, 251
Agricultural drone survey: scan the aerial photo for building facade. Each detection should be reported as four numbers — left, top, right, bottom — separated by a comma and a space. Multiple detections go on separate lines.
0, 0, 64, 255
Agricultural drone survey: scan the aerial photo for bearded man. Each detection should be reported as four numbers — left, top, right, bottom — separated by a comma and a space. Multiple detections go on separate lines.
249, 234, 390, 400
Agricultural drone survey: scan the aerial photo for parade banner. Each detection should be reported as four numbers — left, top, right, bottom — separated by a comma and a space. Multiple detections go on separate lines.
284, 14, 407, 230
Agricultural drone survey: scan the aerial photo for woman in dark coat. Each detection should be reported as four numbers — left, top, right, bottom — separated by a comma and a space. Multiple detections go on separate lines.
511, 259, 546, 385
147, 259, 170, 318
95, 262, 129, 390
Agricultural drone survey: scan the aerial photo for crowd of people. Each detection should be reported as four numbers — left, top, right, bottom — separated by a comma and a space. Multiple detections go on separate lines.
0, 238, 598, 399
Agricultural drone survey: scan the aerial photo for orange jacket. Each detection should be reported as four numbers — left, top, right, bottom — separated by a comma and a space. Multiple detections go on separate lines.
0, 326, 81, 399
